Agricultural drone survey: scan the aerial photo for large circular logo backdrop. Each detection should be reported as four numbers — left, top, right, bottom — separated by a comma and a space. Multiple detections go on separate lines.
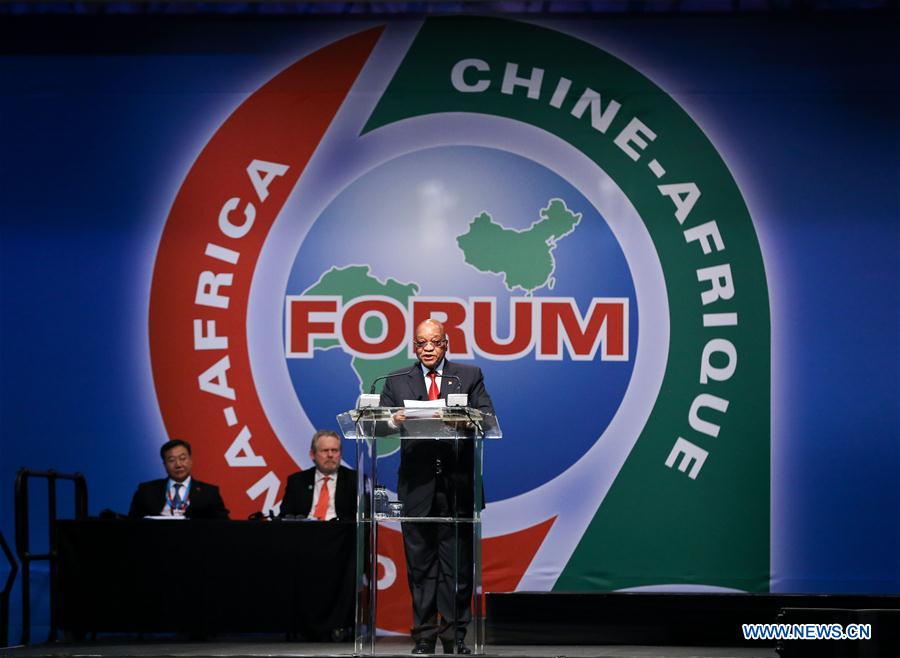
285, 144, 637, 500
149, 17, 771, 630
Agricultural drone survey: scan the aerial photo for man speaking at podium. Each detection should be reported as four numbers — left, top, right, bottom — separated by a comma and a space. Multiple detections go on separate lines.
380, 319, 494, 655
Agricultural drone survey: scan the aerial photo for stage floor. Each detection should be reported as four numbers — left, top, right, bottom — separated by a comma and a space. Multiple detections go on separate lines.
3, 637, 777, 658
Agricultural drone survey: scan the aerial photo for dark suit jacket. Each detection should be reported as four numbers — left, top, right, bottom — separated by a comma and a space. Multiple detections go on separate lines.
380, 360, 494, 516
279, 464, 357, 520
128, 478, 229, 520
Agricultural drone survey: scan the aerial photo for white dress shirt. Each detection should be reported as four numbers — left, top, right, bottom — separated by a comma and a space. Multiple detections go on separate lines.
309, 469, 338, 521
421, 361, 444, 397
161, 476, 192, 517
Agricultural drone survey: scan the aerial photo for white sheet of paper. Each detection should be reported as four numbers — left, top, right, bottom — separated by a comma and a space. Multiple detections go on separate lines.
402, 399, 446, 418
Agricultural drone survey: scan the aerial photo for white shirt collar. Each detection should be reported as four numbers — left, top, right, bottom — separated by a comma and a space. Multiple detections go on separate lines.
315, 469, 337, 482
420, 359, 444, 376
168, 476, 192, 491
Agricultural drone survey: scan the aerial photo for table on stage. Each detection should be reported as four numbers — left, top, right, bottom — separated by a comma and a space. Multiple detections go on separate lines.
56, 519, 356, 637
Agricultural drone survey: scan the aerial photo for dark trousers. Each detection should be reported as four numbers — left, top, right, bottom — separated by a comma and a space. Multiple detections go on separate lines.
402, 479, 473, 642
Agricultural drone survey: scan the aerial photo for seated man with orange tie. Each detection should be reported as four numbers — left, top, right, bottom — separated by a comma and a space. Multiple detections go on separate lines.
280, 429, 357, 521
128, 439, 229, 519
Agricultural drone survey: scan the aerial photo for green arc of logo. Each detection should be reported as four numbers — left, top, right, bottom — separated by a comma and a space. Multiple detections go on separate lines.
362, 17, 770, 592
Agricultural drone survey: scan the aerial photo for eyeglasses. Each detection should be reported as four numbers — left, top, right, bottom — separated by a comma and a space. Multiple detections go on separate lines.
414, 338, 447, 349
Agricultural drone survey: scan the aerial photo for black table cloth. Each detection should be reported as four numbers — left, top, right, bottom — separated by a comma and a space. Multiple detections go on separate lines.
56, 519, 356, 637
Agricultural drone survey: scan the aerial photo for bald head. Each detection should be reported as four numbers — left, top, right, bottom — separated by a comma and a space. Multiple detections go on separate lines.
413, 318, 447, 369
416, 318, 444, 336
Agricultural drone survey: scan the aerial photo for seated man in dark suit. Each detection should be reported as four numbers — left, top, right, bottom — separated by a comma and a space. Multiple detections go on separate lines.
129, 439, 229, 519
280, 429, 356, 521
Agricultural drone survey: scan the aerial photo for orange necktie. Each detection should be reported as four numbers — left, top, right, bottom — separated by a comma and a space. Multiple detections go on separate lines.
428, 371, 439, 401
314, 475, 331, 520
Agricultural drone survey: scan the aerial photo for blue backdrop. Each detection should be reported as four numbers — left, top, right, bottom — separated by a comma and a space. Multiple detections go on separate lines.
1, 11, 898, 642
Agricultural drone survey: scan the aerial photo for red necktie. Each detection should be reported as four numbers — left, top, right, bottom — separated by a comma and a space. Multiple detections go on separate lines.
314, 475, 331, 520
428, 371, 439, 401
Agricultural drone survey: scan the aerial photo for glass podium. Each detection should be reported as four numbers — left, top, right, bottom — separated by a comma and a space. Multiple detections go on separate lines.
337, 406, 501, 656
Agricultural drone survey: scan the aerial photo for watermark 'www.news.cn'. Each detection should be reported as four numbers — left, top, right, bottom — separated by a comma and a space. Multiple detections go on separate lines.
742, 623, 872, 641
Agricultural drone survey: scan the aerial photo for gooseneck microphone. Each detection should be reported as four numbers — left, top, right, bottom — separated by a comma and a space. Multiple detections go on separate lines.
369, 365, 419, 395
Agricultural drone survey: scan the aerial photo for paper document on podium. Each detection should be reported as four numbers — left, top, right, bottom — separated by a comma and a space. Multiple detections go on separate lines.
402, 399, 445, 419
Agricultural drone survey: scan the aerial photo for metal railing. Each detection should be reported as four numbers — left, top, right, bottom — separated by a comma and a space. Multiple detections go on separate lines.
0, 530, 18, 648
14, 469, 88, 645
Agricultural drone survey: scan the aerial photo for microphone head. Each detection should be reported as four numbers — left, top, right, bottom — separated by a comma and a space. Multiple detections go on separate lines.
357, 394, 380, 409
